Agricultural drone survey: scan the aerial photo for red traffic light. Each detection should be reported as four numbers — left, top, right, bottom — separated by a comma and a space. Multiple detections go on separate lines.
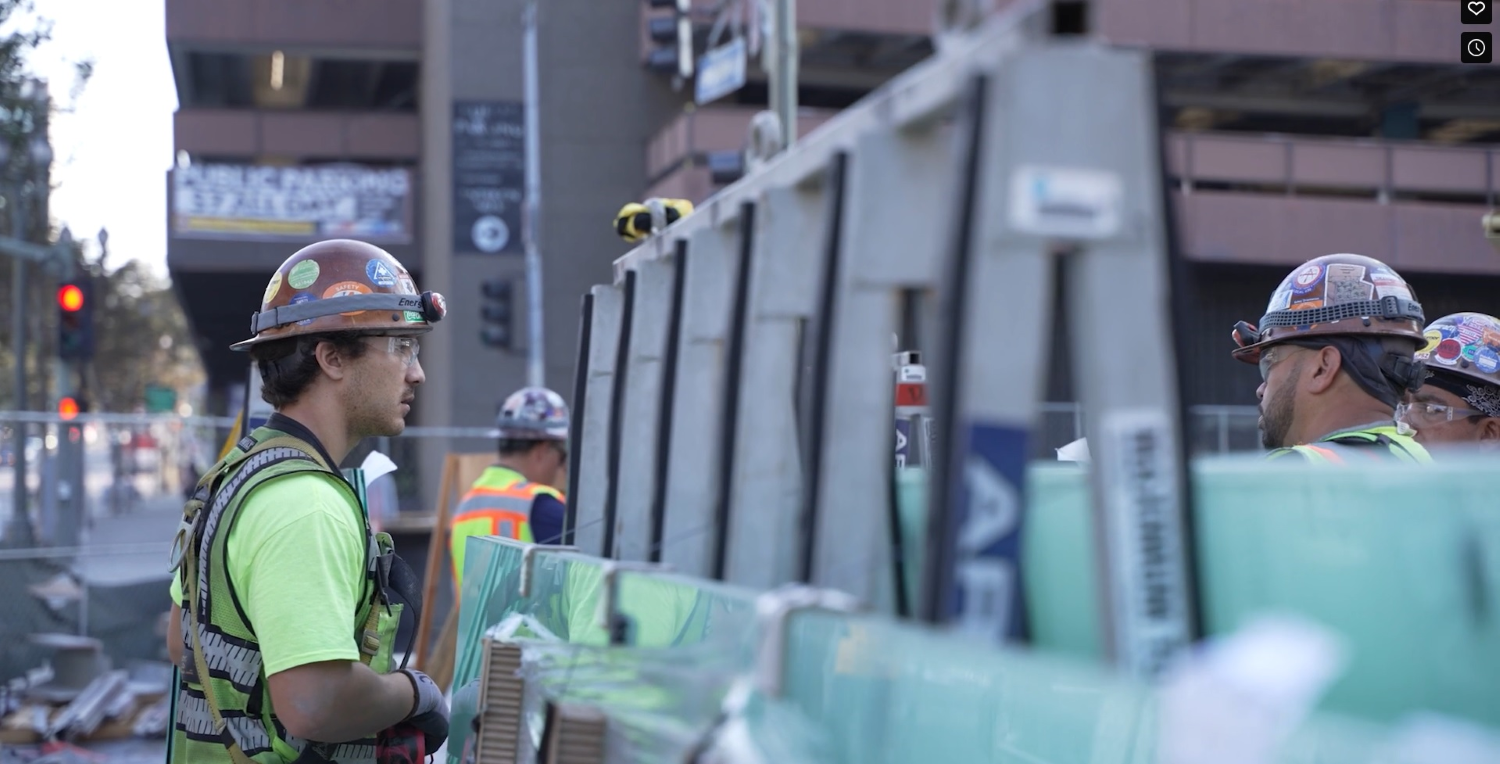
57, 284, 84, 312
58, 397, 79, 420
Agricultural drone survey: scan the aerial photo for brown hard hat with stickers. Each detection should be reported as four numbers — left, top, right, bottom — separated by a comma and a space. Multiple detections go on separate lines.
231, 239, 446, 351
1230, 253, 1426, 365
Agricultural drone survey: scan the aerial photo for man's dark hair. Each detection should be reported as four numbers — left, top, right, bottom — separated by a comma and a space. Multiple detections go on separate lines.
249, 331, 371, 408
498, 438, 549, 457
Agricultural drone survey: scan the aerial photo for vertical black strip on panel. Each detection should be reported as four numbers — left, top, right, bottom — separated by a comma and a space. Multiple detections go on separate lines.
709, 202, 757, 581
563, 292, 594, 546
648, 239, 690, 563
920, 74, 989, 625
795, 151, 850, 585
601, 270, 637, 559
885, 287, 922, 618
1150, 56, 1206, 642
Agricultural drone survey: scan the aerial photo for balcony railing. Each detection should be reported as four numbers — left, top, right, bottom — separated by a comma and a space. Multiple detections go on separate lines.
1167, 131, 1498, 205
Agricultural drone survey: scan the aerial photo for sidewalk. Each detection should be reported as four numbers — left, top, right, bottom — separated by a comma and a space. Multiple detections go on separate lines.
75, 496, 181, 586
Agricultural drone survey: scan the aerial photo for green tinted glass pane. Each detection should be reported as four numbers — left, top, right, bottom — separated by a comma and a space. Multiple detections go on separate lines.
1192, 455, 1500, 727
449, 536, 762, 761
1018, 455, 1500, 728
749, 609, 1395, 764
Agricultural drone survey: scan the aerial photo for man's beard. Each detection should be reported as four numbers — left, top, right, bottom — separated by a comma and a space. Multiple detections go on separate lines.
1260, 385, 1296, 450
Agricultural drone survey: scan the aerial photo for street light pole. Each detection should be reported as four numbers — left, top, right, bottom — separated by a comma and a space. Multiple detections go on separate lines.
522, 0, 546, 389
768, 0, 798, 152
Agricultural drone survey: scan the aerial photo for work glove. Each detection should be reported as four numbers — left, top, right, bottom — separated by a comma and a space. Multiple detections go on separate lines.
397, 668, 450, 753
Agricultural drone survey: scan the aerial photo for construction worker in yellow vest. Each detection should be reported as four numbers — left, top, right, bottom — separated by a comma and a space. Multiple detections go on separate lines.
1398, 312, 1500, 449
449, 386, 570, 592
1229, 253, 1432, 464
165, 240, 450, 763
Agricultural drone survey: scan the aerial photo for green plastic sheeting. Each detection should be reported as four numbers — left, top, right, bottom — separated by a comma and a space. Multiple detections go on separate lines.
722, 608, 1408, 764
443, 451, 1500, 762
448, 536, 761, 761
1005, 456, 1500, 728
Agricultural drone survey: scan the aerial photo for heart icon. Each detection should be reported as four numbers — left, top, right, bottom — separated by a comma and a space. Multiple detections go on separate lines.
1471, 0, 1486, 14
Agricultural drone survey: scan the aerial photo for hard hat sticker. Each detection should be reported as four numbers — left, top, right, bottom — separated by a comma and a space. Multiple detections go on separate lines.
289, 293, 317, 326
263, 272, 283, 304
1457, 318, 1484, 346
288, 259, 321, 290
397, 276, 417, 295
1434, 338, 1463, 366
1325, 263, 1371, 305
1267, 287, 1292, 312
1419, 329, 1442, 356
403, 311, 424, 323
323, 280, 372, 316
1476, 347, 1500, 374
367, 259, 397, 288
1483, 327, 1500, 349
1288, 264, 1323, 296
1369, 267, 1411, 301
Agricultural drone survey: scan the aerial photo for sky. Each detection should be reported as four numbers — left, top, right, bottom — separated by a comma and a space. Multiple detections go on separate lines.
12, 0, 177, 276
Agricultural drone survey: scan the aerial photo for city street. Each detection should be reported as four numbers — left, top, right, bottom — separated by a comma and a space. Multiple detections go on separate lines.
0, 429, 177, 549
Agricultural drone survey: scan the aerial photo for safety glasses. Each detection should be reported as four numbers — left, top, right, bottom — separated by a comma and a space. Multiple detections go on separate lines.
373, 336, 421, 367
1396, 401, 1487, 425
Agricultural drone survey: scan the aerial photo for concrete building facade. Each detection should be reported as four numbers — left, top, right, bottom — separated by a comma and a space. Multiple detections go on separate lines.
165, 0, 1500, 509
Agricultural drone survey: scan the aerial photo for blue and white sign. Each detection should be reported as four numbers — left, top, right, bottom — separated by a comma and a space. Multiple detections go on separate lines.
935, 422, 1030, 644
696, 37, 747, 106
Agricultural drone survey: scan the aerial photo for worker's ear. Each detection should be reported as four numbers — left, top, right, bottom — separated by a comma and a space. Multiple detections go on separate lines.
1305, 345, 1342, 395
1478, 416, 1500, 443
314, 339, 351, 381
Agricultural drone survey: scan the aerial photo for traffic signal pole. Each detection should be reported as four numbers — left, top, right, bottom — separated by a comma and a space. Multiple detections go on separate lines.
52, 358, 81, 551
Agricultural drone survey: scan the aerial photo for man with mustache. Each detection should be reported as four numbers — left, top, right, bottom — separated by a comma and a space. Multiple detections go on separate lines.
1399, 312, 1500, 448
1230, 253, 1431, 464
166, 240, 451, 763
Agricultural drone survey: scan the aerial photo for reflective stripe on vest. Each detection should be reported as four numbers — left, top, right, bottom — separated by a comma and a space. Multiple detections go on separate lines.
450, 467, 560, 590
172, 427, 393, 764
1289, 444, 1346, 464
1276, 424, 1432, 465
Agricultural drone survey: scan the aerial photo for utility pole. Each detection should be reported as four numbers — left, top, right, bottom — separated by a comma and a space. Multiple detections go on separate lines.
522, 0, 546, 388
766, 0, 798, 152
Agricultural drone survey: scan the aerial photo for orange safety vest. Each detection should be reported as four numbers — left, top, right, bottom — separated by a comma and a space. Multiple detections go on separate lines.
449, 465, 564, 591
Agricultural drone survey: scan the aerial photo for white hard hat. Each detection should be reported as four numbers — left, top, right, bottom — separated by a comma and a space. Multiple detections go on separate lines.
496, 387, 569, 441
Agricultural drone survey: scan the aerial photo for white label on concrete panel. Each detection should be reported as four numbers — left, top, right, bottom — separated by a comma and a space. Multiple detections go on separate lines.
1008, 165, 1123, 240
1098, 407, 1189, 679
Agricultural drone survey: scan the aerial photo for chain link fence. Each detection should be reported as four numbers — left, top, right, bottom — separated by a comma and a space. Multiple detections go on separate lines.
1037, 402, 1262, 458
0, 412, 236, 705
0, 403, 1262, 678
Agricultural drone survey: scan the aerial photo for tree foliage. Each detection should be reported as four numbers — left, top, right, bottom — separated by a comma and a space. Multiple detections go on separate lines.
0, 1, 198, 414
84, 260, 204, 413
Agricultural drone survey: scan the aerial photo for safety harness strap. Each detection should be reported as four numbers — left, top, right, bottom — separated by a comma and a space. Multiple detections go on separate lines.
176, 430, 371, 764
